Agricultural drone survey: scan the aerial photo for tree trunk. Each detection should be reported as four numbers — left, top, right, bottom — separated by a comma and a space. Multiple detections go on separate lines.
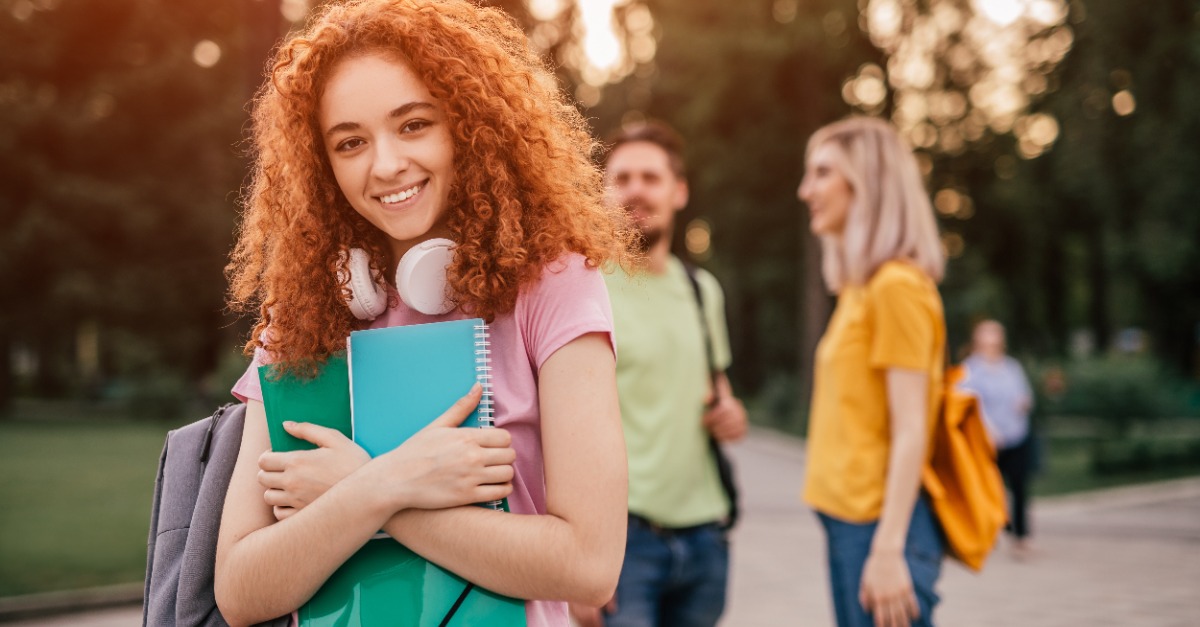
1085, 225, 1111, 353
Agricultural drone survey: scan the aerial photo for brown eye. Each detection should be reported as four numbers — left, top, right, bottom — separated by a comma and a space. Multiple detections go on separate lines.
401, 119, 431, 133
335, 138, 365, 152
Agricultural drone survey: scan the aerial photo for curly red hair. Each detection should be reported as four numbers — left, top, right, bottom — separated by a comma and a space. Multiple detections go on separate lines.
227, 0, 635, 372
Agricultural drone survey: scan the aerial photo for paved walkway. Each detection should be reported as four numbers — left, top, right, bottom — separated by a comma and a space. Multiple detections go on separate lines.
6, 428, 1199, 626
723, 429, 1200, 627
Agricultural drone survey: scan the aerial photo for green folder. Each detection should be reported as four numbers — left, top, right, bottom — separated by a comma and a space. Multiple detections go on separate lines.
259, 353, 353, 451
301, 539, 527, 626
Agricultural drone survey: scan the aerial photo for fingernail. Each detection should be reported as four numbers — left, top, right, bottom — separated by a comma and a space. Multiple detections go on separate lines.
283, 421, 295, 428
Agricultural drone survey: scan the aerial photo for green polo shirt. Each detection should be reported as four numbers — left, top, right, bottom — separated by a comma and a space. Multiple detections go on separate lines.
605, 256, 732, 527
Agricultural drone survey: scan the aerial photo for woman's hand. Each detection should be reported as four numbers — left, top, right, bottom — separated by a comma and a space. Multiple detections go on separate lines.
257, 384, 515, 520
859, 550, 919, 627
257, 422, 370, 521
380, 385, 516, 511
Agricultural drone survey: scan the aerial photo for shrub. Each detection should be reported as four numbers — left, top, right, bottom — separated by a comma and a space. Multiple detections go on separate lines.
1036, 355, 1194, 436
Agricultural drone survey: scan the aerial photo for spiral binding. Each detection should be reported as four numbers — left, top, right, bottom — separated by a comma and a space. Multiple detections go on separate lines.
473, 322, 494, 428
474, 322, 503, 511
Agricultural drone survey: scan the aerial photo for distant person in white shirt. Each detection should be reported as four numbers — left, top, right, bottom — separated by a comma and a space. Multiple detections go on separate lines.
961, 319, 1036, 559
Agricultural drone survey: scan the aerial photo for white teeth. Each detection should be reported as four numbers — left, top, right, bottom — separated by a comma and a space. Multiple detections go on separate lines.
380, 183, 422, 204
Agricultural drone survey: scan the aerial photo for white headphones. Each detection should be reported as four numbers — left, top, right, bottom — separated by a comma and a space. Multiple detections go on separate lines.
339, 238, 456, 319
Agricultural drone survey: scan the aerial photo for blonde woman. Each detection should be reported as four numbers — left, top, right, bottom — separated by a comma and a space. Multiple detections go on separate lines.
798, 117, 947, 627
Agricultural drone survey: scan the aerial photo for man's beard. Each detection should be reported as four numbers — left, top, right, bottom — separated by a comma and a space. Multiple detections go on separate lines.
624, 197, 669, 253
634, 225, 667, 253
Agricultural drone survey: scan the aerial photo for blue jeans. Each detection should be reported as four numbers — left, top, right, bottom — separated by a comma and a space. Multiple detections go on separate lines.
817, 496, 944, 627
605, 516, 729, 627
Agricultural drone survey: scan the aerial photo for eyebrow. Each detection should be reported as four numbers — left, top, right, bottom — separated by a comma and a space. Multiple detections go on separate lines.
324, 101, 436, 138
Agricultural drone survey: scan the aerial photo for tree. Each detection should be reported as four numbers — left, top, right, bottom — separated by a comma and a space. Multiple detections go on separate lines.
577, 0, 880, 420
0, 0, 279, 407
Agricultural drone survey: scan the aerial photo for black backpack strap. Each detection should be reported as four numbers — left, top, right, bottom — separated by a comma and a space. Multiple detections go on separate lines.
681, 262, 740, 531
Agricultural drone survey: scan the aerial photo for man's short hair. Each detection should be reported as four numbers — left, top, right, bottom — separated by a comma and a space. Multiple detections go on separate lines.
604, 120, 687, 180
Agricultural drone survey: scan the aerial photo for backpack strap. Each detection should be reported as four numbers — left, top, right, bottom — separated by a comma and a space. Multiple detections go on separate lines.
144, 403, 291, 627
681, 261, 741, 531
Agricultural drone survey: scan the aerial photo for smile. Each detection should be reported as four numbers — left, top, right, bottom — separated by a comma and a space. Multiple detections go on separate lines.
378, 181, 425, 205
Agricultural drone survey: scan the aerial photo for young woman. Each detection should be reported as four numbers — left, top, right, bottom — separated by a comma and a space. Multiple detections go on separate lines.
798, 117, 947, 627
215, 1, 634, 625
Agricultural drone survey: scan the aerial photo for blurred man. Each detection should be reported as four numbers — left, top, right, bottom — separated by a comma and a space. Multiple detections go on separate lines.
570, 121, 748, 627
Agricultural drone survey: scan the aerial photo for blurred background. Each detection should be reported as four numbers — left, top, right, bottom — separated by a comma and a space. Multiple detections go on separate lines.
1, 0, 1199, 616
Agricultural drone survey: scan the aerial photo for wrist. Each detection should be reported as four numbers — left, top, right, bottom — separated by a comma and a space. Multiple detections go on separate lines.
869, 538, 905, 557
358, 456, 412, 517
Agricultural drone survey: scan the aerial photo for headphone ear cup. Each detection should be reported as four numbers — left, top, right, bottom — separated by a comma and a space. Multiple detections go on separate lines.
395, 238, 455, 316
339, 248, 388, 320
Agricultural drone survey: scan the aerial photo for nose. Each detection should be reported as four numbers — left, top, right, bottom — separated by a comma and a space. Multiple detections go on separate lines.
371, 135, 410, 180
613, 181, 641, 208
797, 178, 810, 203
617, 176, 641, 197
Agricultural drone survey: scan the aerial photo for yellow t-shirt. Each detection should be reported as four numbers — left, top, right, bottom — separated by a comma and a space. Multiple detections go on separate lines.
802, 261, 945, 522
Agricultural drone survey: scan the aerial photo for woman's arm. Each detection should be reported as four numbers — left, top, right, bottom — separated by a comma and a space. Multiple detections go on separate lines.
381, 332, 628, 605
859, 367, 929, 627
215, 387, 512, 626
214, 401, 393, 626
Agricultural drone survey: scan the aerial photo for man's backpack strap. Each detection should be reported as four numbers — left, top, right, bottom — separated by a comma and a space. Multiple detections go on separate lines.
681, 262, 741, 532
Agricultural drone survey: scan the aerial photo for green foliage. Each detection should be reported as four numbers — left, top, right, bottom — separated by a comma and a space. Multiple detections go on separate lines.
938, 0, 1200, 372
1090, 436, 1200, 476
1031, 432, 1200, 495
1039, 355, 1199, 434
748, 370, 807, 435
0, 0, 269, 405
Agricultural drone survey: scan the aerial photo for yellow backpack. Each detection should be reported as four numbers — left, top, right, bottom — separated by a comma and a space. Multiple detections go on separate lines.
921, 365, 1008, 571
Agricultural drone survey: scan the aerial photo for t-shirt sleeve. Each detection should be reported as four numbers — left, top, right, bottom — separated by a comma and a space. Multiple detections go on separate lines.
520, 254, 616, 370
867, 270, 937, 371
697, 268, 733, 371
231, 345, 269, 403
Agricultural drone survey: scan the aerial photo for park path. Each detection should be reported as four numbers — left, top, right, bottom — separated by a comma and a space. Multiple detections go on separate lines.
723, 429, 1200, 627
5, 427, 1199, 626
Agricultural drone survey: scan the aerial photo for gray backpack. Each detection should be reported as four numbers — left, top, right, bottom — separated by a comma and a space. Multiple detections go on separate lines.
143, 403, 289, 627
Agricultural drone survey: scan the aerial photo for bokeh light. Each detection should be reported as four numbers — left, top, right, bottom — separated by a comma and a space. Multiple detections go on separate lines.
192, 40, 221, 68
281, 0, 308, 22
1112, 89, 1136, 116
686, 218, 713, 259
855, 0, 1072, 157
526, 0, 657, 92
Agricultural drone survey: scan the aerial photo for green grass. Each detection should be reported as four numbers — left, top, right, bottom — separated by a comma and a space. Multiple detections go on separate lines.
0, 414, 180, 596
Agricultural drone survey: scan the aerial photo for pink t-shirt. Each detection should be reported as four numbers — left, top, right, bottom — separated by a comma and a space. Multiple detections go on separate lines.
232, 253, 614, 627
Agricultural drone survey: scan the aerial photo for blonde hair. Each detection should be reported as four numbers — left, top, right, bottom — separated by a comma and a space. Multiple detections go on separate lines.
806, 116, 944, 291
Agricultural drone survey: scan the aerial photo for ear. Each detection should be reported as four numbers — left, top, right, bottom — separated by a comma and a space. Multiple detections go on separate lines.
672, 179, 689, 213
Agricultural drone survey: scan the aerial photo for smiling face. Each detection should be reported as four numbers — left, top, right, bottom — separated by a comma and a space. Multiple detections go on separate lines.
798, 142, 854, 237
604, 140, 688, 251
319, 52, 455, 260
